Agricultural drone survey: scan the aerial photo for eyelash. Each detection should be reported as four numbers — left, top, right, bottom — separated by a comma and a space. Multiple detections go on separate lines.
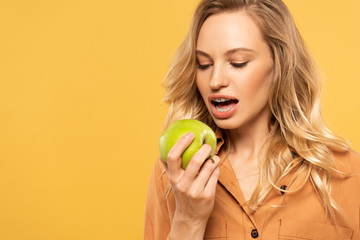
197, 63, 212, 70
197, 62, 249, 70
231, 62, 249, 68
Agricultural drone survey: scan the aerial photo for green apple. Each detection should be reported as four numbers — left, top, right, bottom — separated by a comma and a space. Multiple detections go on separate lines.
159, 119, 217, 170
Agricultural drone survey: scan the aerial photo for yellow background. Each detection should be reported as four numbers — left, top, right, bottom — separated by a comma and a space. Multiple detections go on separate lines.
0, 0, 359, 239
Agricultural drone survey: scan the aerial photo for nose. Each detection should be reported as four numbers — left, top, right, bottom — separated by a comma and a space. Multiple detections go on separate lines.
209, 64, 229, 90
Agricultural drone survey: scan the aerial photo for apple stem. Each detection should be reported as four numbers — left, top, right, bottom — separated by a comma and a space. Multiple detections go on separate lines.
207, 156, 215, 163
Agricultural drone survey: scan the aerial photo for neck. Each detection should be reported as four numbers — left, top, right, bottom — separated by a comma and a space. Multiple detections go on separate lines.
226, 111, 271, 164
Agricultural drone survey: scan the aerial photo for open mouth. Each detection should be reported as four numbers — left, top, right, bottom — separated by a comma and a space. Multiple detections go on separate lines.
211, 98, 239, 112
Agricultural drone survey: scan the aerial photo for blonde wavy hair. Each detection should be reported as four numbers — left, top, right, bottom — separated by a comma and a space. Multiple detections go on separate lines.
161, 0, 349, 221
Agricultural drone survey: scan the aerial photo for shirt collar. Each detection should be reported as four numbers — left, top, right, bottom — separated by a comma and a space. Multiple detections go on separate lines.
215, 127, 225, 155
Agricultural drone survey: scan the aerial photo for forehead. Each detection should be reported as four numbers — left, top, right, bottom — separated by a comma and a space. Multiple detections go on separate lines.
196, 11, 265, 52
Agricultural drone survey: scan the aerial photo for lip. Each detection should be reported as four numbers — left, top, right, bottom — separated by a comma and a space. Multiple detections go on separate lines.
208, 94, 239, 119
208, 94, 238, 102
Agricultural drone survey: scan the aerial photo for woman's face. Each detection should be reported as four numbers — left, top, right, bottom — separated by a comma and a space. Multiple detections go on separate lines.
196, 11, 274, 131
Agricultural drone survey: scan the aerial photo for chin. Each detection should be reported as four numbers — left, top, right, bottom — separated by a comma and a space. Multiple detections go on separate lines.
212, 117, 244, 130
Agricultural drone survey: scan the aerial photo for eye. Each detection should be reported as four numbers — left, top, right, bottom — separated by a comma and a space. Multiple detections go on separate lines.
197, 63, 212, 70
230, 61, 249, 68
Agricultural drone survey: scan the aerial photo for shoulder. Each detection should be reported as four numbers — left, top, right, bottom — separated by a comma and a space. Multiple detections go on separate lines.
151, 157, 168, 186
333, 148, 360, 174
145, 157, 169, 201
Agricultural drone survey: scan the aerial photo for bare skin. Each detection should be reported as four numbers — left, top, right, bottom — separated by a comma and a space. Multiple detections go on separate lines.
161, 132, 220, 240
162, 10, 274, 239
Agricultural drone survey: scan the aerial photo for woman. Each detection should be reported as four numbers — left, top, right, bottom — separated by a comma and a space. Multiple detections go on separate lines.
144, 0, 360, 239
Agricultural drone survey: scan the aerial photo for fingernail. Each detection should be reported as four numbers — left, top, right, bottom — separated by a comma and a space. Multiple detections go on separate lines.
184, 132, 194, 139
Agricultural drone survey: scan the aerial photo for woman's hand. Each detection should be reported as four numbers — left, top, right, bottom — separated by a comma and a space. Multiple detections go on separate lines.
161, 132, 220, 240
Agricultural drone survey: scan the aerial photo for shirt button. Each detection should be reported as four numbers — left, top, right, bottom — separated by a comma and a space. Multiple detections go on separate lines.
251, 229, 259, 238
280, 185, 287, 195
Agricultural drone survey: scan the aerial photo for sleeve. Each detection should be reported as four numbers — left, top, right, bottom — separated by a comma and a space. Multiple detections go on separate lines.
143, 158, 172, 240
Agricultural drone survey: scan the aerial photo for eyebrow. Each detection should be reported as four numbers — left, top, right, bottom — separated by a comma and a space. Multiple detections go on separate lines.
196, 47, 255, 59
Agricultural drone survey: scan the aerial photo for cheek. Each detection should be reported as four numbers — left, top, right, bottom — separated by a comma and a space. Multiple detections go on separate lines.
195, 74, 208, 96
195, 75, 212, 109
241, 66, 273, 101
195, 79, 205, 102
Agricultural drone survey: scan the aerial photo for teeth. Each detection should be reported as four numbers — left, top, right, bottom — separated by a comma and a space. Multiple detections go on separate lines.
213, 98, 231, 103
215, 105, 234, 112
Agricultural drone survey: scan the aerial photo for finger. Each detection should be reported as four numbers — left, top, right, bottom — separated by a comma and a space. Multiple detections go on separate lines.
194, 155, 220, 189
182, 144, 213, 183
204, 164, 220, 195
166, 132, 194, 179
